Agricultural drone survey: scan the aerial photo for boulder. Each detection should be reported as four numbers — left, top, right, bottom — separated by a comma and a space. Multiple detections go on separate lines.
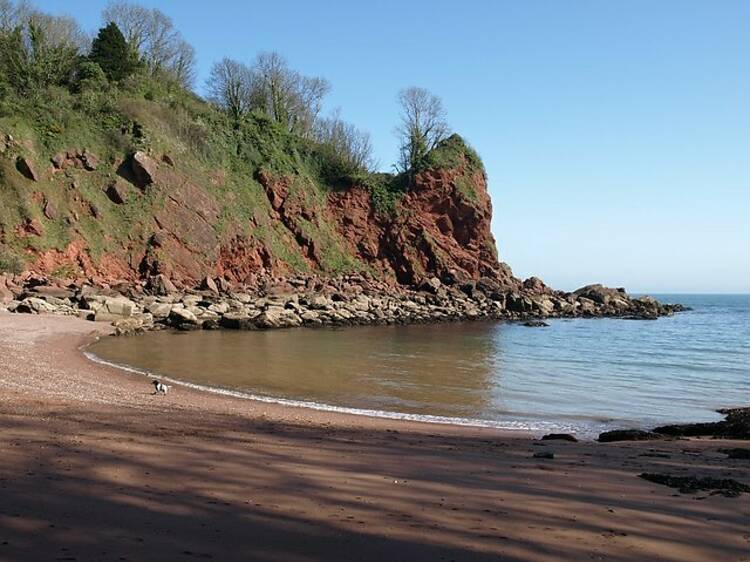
308, 295, 330, 309
102, 296, 136, 317
147, 302, 172, 318
16, 156, 39, 181
26, 285, 75, 299
169, 307, 199, 326
131, 151, 158, 187
201, 276, 219, 294
419, 277, 442, 294
81, 150, 98, 171
106, 180, 129, 204
43, 200, 58, 220
598, 429, 663, 443
523, 276, 550, 294
16, 297, 57, 314
573, 284, 627, 306
255, 307, 301, 329
112, 317, 147, 336
51, 153, 66, 169
541, 433, 578, 442
147, 274, 177, 296
219, 313, 256, 330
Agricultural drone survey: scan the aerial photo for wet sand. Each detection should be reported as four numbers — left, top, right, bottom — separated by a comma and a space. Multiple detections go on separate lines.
0, 312, 748, 561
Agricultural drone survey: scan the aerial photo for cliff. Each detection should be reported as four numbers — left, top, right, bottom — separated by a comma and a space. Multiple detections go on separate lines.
0, 83, 684, 327
0, 86, 511, 291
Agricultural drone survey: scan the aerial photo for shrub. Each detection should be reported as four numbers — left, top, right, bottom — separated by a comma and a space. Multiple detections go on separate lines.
0, 248, 24, 275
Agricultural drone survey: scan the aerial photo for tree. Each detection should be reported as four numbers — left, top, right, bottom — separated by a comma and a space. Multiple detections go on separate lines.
171, 39, 196, 88
314, 109, 375, 173
395, 87, 449, 173
89, 22, 137, 81
0, 0, 31, 33
250, 51, 330, 136
102, 1, 196, 88
29, 11, 89, 54
206, 57, 254, 124
0, 16, 80, 94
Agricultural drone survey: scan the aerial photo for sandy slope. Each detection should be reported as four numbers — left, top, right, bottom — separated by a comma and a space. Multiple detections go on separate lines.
0, 312, 748, 562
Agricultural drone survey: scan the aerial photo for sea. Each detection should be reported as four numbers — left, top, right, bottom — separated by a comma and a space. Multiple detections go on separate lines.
88, 294, 750, 437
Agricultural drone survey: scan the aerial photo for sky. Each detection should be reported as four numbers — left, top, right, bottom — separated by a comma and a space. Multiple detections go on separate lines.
37, 0, 750, 293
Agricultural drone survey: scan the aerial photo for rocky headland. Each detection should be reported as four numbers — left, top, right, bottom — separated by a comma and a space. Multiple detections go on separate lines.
0, 87, 684, 334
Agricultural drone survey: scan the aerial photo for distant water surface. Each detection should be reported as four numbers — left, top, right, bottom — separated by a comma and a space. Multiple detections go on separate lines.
89, 294, 750, 436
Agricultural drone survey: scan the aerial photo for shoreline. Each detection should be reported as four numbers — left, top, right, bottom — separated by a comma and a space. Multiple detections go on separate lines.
1, 313, 748, 561
83, 331, 605, 439
1, 273, 686, 337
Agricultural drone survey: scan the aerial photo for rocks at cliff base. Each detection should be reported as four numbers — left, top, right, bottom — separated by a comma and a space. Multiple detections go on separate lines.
4, 272, 686, 337
201, 276, 219, 294
147, 274, 177, 296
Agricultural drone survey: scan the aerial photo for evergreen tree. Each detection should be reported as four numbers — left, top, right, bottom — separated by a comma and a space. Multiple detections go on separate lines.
89, 22, 137, 81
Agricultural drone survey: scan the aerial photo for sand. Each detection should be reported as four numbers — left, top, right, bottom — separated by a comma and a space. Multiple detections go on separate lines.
0, 312, 748, 561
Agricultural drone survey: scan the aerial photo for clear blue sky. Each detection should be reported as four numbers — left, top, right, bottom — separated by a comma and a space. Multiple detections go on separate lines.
38, 0, 750, 293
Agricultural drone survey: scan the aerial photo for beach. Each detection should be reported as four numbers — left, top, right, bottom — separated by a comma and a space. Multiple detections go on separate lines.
0, 312, 748, 562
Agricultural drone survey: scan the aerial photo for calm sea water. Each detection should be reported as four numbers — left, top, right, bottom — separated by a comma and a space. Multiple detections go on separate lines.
89, 294, 750, 436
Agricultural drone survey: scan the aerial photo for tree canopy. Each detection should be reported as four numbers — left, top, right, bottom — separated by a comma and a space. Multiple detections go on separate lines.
89, 22, 137, 81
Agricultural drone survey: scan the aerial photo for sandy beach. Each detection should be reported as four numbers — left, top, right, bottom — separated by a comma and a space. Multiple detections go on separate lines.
0, 312, 748, 562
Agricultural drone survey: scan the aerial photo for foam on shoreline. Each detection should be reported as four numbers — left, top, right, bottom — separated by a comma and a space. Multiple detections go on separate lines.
83, 347, 599, 437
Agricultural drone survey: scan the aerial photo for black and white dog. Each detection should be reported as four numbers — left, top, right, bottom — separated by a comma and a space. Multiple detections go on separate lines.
152, 380, 170, 395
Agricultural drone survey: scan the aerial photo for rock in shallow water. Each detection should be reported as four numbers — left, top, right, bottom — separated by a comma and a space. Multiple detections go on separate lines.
598, 429, 664, 443
541, 433, 578, 442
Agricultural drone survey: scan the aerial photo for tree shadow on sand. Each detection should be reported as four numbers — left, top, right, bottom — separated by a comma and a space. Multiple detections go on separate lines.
0, 408, 748, 562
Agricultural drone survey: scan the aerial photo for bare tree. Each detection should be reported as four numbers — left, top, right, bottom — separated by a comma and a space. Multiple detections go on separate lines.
102, 1, 195, 87
315, 108, 375, 172
206, 57, 254, 124
171, 39, 196, 88
29, 11, 89, 53
396, 86, 449, 173
250, 51, 330, 136
102, 1, 148, 51
0, 0, 31, 32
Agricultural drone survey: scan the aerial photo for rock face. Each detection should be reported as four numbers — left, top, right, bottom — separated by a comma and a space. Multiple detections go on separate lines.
0, 128, 685, 327
327, 139, 511, 288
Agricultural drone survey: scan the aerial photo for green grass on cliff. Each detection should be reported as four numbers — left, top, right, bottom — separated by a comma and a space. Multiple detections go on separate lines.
0, 72, 486, 279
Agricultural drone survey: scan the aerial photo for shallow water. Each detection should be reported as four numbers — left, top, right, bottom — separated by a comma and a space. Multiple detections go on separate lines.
90, 294, 750, 436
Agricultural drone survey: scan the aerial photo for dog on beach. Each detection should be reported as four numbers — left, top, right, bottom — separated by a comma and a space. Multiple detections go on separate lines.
152, 380, 170, 395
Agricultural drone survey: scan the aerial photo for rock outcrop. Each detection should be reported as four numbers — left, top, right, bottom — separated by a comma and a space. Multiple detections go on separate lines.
0, 118, 685, 331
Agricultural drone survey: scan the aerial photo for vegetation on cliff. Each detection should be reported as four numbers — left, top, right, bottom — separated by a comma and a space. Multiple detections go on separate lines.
0, 0, 496, 287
